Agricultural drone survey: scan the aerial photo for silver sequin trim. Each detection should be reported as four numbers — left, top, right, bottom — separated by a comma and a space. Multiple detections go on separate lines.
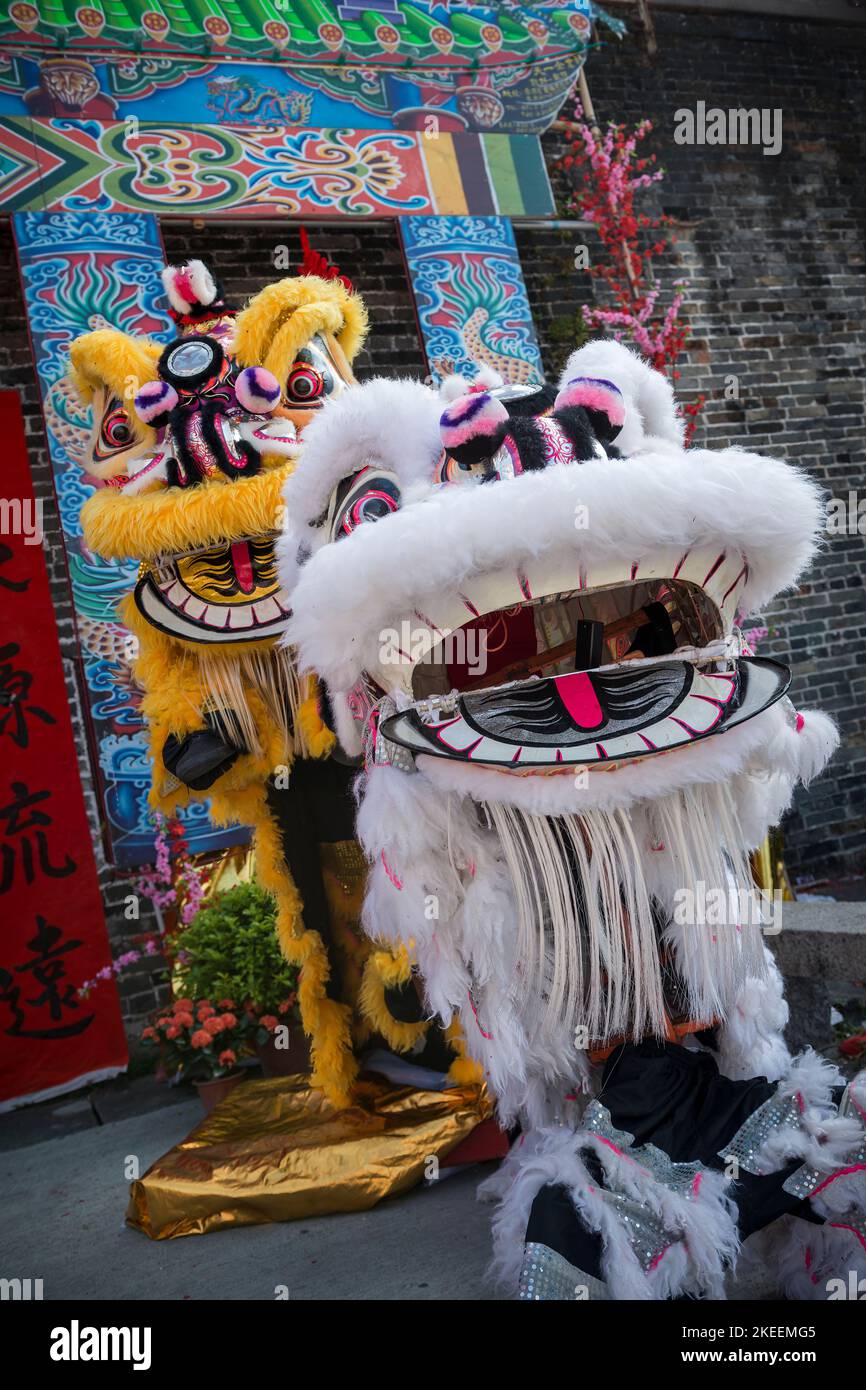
518, 1242, 608, 1301
782, 1081, 866, 1200
370, 698, 417, 773
582, 1100, 704, 1199
578, 1102, 706, 1271
717, 1090, 804, 1176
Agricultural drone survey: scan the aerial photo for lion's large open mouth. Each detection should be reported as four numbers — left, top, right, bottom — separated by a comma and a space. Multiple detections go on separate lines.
374, 544, 790, 771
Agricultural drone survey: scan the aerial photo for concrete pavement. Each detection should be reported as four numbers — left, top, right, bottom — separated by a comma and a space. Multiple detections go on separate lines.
0, 1099, 506, 1300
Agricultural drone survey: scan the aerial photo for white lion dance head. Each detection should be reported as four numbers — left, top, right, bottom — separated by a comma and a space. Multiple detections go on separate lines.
278, 340, 837, 1130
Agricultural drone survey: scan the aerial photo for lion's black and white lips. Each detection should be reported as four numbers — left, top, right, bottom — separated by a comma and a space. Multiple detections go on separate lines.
135, 535, 291, 644
381, 657, 791, 769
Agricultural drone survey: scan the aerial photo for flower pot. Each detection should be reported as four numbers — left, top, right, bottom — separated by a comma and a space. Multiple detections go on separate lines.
256, 1025, 312, 1078
195, 1069, 245, 1114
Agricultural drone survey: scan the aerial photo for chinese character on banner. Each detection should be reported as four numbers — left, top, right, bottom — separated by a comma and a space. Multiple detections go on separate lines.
0, 392, 127, 1108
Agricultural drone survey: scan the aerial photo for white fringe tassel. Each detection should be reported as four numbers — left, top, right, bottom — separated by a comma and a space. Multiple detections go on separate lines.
483, 780, 765, 1050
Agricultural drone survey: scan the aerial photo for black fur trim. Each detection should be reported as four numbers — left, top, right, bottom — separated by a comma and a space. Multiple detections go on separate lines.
166, 402, 260, 488
505, 414, 549, 472
553, 405, 602, 461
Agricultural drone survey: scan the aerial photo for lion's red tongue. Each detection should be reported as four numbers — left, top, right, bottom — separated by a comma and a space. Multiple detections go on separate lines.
552, 671, 604, 730
230, 540, 255, 594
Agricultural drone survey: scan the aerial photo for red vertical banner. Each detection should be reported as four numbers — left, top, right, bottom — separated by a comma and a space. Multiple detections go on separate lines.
0, 391, 127, 1108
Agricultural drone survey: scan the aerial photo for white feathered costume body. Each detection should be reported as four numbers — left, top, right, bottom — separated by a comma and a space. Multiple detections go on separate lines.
278, 341, 864, 1300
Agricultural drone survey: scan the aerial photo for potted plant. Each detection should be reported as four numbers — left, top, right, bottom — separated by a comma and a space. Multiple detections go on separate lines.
172, 882, 308, 1080
248, 997, 310, 1077
141, 998, 250, 1113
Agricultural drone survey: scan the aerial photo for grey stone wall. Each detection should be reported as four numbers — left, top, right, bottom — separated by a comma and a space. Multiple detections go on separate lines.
519, 3, 866, 883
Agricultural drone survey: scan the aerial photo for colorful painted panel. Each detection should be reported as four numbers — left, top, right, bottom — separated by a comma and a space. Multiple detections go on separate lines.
1, 1, 603, 66
0, 120, 554, 217
0, 49, 586, 136
12, 211, 249, 866
400, 215, 545, 383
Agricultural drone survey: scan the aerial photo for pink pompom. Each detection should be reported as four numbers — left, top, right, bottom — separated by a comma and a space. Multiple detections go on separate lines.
235, 366, 281, 415
134, 379, 178, 425
555, 376, 625, 435
440, 391, 508, 450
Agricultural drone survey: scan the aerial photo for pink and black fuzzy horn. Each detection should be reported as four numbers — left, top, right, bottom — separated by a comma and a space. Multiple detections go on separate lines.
134, 379, 178, 427
440, 388, 509, 467
235, 366, 281, 415
554, 376, 625, 443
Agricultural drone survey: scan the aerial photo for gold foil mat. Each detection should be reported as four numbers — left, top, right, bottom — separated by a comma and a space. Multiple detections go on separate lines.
127, 1076, 491, 1240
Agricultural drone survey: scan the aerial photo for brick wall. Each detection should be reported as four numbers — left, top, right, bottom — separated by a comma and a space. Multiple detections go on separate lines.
3, 6, 865, 1039
161, 220, 428, 381
519, 4, 866, 882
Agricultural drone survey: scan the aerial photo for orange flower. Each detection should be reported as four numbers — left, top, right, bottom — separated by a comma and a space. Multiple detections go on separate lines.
190, 1029, 211, 1049
218, 999, 236, 1010
278, 993, 297, 1013
259, 1015, 278, 1032
175, 1013, 194, 1029
166, 1024, 180, 1040
141, 1026, 156, 1040
197, 1004, 216, 1021
203, 1016, 224, 1036
218, 1050, 236, 1068
155, 1016, 172, 1030
220, 1012, 238, 1029
173, 998, 193, 1010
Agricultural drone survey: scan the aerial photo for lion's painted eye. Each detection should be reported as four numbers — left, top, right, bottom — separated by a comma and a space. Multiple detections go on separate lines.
327, 467, 401, 542
96, 400, 135, 458
342, 485, 399, 535
285, 363, 324, 403
105, 413, 132, 446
